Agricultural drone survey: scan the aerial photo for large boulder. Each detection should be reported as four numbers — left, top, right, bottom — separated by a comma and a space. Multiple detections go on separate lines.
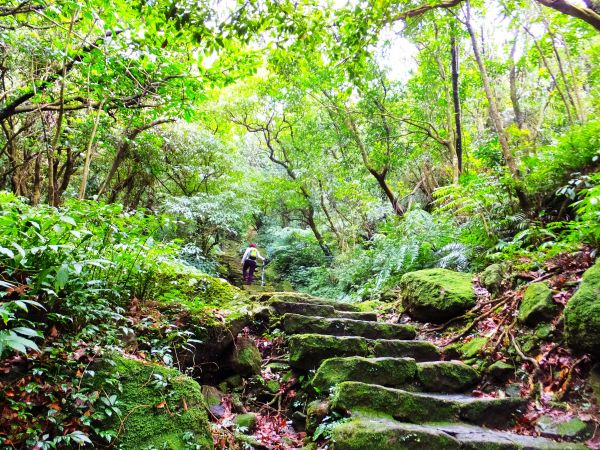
96, 354, 212, 449
565, 261, 600, 358
518, 282, 557, 326
400, 269, 476, 323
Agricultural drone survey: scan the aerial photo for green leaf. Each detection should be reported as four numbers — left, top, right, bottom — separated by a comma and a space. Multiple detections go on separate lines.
56, 265, 70, 290
0, 247, 14, 259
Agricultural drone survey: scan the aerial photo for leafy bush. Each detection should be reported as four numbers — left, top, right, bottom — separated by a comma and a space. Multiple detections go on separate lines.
523, 120, 600, 200
0, 193, 221, 447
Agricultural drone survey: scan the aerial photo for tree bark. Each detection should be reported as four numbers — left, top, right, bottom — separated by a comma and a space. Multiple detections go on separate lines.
450, 34, 463, 180
97, 118, 174, 198
78, 101, 105, 199
465, 6, 529, 210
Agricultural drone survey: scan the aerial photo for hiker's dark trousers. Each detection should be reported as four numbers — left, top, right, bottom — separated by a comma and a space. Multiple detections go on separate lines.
243, 259, 257, 285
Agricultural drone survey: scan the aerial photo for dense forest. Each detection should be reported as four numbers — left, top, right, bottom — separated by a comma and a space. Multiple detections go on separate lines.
1, 0, 600, 449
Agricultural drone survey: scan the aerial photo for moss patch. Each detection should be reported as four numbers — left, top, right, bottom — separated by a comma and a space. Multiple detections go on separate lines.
229, 336, 262, 376
518, 282, 557, 326
565, 260, 600, 358
282, 313, 416, 340
400, 269, 476, 323
96, 354, 212, 450
311, 357, 417, 393
416, 361, 479, 393
288, 334, 370, 371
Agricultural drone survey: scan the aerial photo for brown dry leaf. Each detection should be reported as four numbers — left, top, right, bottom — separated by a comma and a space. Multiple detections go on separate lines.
155, 401, 167, 409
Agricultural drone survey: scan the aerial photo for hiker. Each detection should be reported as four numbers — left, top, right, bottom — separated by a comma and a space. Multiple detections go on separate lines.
241, 243, 265, 285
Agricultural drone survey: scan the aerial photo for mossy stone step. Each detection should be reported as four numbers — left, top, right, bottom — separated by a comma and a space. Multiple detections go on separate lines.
416, 360, 479, 393
282, 313, 416, 340
336, 310, 378, 321
288, 334, 440, 370
331, 382, 525, 428
256, 291, 361, 311
311, 357, 478, 393
331, 417, 586, 450
270, 301, 377, 321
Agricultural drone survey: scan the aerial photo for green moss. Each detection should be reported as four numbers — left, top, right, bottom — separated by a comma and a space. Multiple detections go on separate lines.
288, 334, 370, 370
459, 337, 489, 358
330, 382, 459, 423
535, 323, 553, 339
480, 264, 504, 294
96, 354, 212, 450
331, 418, 462, 450
400, 269, 476, 323
311, 357, 417, 393
518, 282, 557, 326
234, 413, 258, 432
487, 361, 515, 379
229, 337, 262, 376
536, 415, 592, 439
356, 299, 386, 312
565, 261, 600, 357
282, 313, 416, 340
416, 361, 478, 392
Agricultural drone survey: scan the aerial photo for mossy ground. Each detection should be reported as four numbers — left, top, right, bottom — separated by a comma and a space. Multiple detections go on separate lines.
96, 354, 212, 450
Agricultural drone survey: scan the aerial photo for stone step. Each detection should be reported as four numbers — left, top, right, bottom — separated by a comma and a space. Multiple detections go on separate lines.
270, 301, 377, 321
255, 292, 361, 311
331, 382, 525, 428
282, 314, 416, 340
331, 417, 586, 450
288, 334, 440, 370
311, 357, 478, 394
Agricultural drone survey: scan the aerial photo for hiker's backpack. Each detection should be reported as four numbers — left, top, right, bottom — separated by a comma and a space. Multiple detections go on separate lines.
249, 248, 257, 260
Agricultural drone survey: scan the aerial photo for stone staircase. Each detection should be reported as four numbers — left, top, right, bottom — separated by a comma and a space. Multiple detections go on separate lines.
262, 292, 586, 450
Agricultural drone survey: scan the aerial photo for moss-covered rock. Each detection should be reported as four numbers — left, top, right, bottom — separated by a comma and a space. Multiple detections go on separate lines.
487, 361, 515, 379
282, 313, 416, 340
96, 354, 212, 450
480, 264, 504, 294
234, 413, 258, 432
370, 339, 441, 361
265, 292, 360, 311
229, 336, 262, 376
330, 381, 523, 427
416, 360, 479, 393
536, 415, 593, 440
400, 269, 476, 323
311, 357, 417, 393
565, 261, 600, 358
288, 334, 370, 370
331, 417, 462, 450
306, 399, 330, 434
518, 283, 557, 326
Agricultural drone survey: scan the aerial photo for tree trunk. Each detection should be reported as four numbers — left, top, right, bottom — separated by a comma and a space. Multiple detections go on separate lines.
465, 7, 528, 210
508, 37, 526, 129
97, 118, 174, 198
345, 113, 404, 215
79, 101, 104, 199
451, 33, 463, 180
